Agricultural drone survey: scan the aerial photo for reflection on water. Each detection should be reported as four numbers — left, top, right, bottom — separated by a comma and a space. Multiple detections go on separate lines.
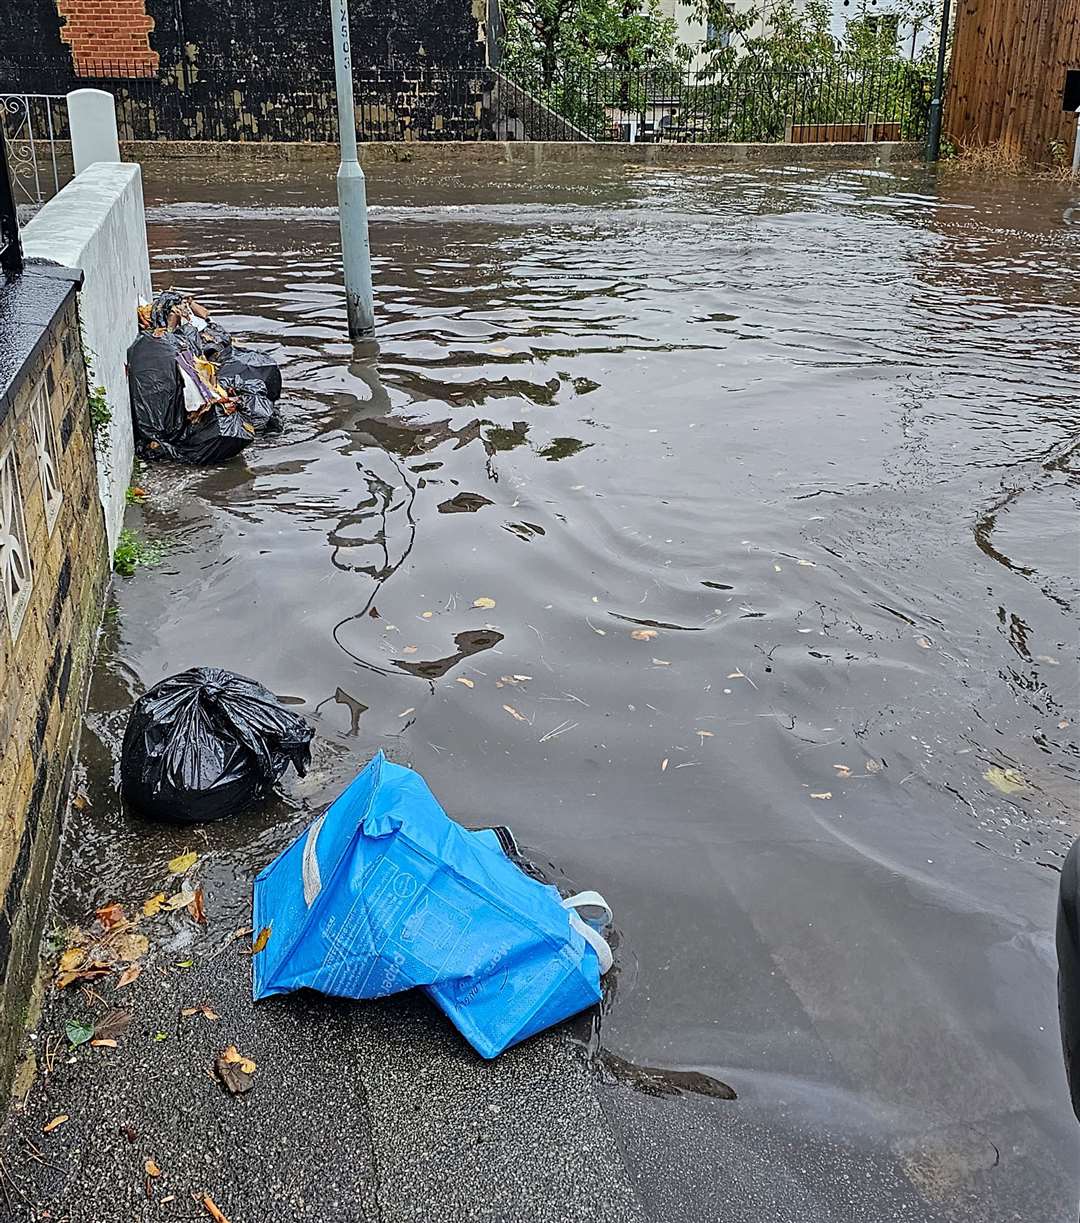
62, 162, 1080, 1218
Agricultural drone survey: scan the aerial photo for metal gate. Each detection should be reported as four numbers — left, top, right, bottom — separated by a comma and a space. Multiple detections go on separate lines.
0, 94, 68, 208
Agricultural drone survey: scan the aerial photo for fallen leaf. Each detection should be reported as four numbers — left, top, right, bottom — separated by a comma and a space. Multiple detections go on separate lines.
397, 708, 415, 719
175, 960, 194, 969
251, 927, 271, 955
56, 960, 110, 989
120, 1125, 139, 1143
202, 1195, 231, 1223
58, 948, 85, 974
774, 564, 782, 572
984, 766, 1025, 796
488, 345, 512, 356
187, 887, 206, 926
810, 792, 832, 800
94, 1010, 132, 1041
661, 758, 669, 772
403, 646, 418, 655
833, 764, 852, 778
95, 903, 126, 931
183, 1004, 219, 1021
145, 1158, 161, 1178
473, 597, 496, 609
915, 637, 932, 649
503, 704, 528, 722
153, 1031, 169, 1042
455, 677, 475, 688
65, 1020, 95, 1047
695, 730, 715, 738
630, 629, 658, 641
117, 964, 142, 989
421, 611, 434, 619
91, 1038, 118, 1049
1059, 720, 1070, 730
109, 931, 149, 963
72, 792, 90, 811
42, 1115, 68, 1133
168, 851, 198, 876
512, 674, 532, 682
865, 759, 883, 774
652, 658, 670, 666
161, 887, 196, 912
727, 670, 745, 679
215, 1045, 257, 1094
797, 559, 816, 567
142, 893, 166, 917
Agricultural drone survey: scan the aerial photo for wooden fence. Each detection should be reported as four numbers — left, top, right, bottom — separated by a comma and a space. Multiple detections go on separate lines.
945, 0, 1080, 164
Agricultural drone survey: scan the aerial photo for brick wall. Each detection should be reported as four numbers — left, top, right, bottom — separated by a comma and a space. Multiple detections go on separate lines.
56, 0, 159, 74
0, 278, 109, 1094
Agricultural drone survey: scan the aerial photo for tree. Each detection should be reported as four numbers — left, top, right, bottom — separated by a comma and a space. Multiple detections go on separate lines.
501, 0, 679, 86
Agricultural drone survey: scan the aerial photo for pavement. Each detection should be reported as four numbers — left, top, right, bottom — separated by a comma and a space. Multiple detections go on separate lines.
0, 931, 648, 1223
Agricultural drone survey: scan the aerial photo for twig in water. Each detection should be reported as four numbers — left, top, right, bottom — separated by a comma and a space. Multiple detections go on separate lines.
539, 721, 579, 744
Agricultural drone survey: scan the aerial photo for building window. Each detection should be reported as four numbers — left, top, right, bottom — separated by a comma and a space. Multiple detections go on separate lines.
30, 382, 63, 534
0, 446, 33, 641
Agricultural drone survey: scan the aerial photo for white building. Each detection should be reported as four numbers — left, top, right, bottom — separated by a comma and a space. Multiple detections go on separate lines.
657, 0, 933, 65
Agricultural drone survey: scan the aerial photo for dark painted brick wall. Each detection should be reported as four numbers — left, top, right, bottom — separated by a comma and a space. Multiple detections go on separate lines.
0, 0, 483, 76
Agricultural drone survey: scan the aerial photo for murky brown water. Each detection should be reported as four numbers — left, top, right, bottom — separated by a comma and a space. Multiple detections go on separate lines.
65, 160, 1079, 1216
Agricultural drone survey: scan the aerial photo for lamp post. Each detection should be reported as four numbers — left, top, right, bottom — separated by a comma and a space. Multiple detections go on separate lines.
925, 0, 952, 162
331, 0, 375, 338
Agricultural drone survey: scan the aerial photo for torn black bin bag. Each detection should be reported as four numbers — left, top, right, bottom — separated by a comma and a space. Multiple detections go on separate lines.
121, 668, 315, 824
198, 323, 234, 364
218, 348, 283, 402
128, 332, 188, 458
222, 373, 281, 435
179, 403, 256, 464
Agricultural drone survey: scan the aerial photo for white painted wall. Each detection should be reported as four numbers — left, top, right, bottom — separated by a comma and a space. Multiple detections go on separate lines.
21, 163, 151, 549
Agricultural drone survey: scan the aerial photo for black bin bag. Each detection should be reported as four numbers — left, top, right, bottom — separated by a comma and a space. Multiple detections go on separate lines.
121, 668, 314, 824
218, 349, 283, 402
128, 333, 187, 456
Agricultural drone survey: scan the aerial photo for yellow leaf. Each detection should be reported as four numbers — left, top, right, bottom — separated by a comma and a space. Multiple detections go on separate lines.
220, 1044, 257, 1074
421, 611, 434, 619
117, 964, 142, 989
630, 629, 658, 641
774, 564, 782, 572
251, 926, 271, 955
42, 1115, 68, 1133
142, 893, 166, 917
503, 704, 527, 722
456, 677, 475, 688
91, 1038, 118, 1048
58, 948, 85, 974
473, 597, 496, 609
810, 792, 832, 800
167, 851, 198, 876
145, 1158, 161, 1178
984, 766, 1025, 796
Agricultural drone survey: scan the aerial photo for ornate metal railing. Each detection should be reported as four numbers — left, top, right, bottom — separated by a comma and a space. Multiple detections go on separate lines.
0, 94, 68, 208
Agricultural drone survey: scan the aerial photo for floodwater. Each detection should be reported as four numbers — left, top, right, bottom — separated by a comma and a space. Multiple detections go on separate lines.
68, 159, 1079, 1217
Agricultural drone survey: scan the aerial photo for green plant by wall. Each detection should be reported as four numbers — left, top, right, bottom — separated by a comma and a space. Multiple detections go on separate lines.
113, 529, 163, 577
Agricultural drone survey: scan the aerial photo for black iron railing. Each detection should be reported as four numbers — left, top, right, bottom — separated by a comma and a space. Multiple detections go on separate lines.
0, 125, 22, 273
0, 55, 930, 146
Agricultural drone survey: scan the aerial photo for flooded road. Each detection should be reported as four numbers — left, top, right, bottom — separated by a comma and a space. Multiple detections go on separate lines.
70, 160, 1078, 1217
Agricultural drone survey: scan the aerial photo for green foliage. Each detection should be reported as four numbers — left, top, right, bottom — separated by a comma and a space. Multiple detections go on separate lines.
502, 0, 680, 86
113, 529, 163, 577
88, 384, 111, 441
